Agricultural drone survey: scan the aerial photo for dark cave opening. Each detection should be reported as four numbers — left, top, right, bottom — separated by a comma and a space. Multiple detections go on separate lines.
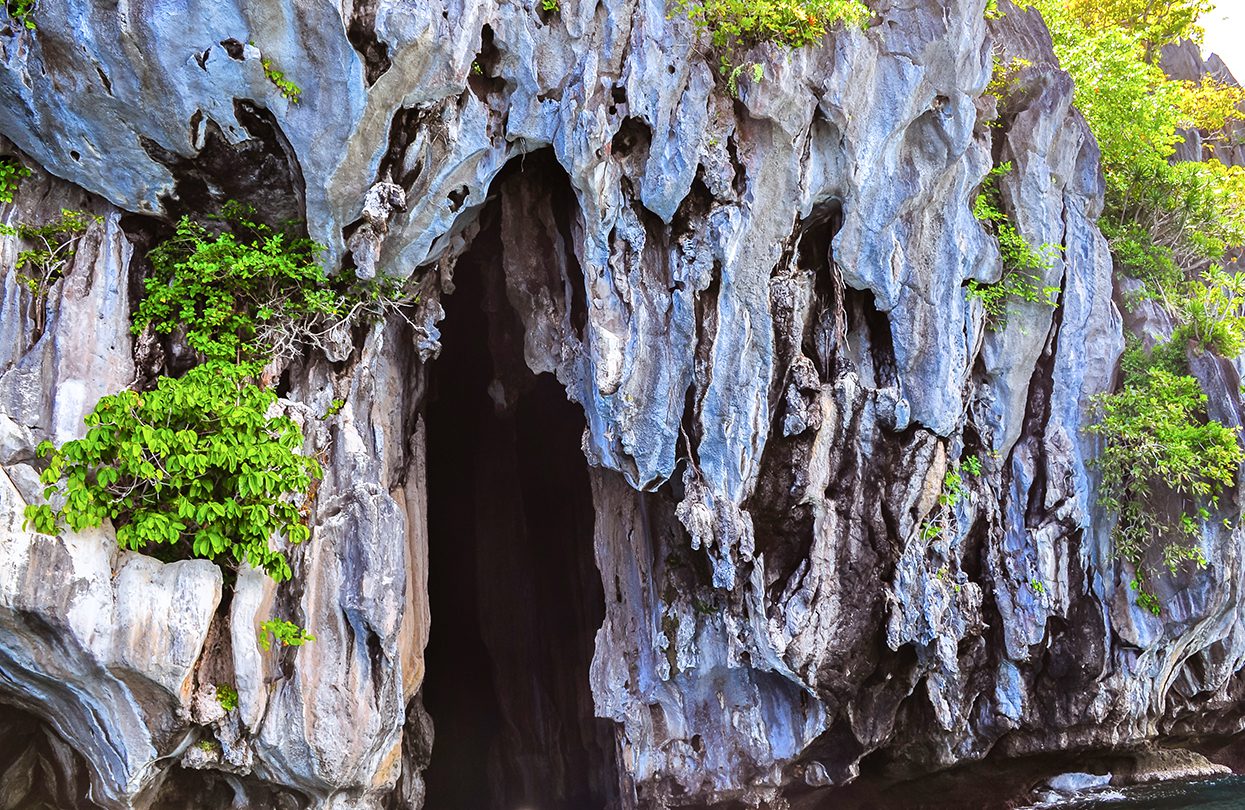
421, 189, 618, 808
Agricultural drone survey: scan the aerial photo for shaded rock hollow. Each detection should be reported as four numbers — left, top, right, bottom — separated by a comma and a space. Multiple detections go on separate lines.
0, 0, 1242, 808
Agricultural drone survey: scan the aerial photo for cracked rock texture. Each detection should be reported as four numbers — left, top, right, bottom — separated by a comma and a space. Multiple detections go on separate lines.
0, 0, 1243, 807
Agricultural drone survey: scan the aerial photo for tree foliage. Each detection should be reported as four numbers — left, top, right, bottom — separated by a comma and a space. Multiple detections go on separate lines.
1065, 0, 1212, 61
1027, 0, 1245, 612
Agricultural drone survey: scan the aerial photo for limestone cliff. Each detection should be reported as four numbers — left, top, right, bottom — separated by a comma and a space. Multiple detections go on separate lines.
0, 0, 1242, 808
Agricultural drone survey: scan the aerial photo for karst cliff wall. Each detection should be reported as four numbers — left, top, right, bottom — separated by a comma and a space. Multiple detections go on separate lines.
0, 0, 1243, 807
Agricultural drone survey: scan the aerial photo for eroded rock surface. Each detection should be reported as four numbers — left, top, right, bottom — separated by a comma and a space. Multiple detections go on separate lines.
0, 0, 1243, 807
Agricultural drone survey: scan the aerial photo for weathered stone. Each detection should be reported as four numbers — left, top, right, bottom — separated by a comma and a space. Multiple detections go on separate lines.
0, 0, 1244, 807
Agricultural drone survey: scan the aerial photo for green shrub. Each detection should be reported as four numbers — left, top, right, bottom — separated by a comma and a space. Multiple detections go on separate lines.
1, 209, 98, 337
0, 156, 30, 203
23, 362, 319, 582
134, 205, 338, 364
1088, 366, 1239, 596
259, 618, 314, 651
938, 467, 967, 508
1183, 265, 1245, 357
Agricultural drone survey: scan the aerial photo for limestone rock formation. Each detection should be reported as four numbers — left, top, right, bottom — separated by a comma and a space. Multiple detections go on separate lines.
0, 0, 1242, 808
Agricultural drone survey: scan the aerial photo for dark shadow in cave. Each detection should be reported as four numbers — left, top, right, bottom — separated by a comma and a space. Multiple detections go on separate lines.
421, 156, 618, 809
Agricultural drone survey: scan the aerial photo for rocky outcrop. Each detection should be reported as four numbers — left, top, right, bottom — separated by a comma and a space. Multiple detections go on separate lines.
0, 0, 1243, 808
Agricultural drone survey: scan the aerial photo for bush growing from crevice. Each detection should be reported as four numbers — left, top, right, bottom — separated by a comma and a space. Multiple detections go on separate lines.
1, 209, 99, 337
134, 203, 420, 367
24, 362, 319, 582
134, 204, 338, 365
16, 198, 426, 648
1089, 340, 1241, 613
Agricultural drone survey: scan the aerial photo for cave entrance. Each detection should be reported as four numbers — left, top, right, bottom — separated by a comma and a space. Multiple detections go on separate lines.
421, 162, 617, 809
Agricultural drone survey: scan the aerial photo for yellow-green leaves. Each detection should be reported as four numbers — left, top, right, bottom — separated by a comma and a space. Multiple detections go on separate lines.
261, 56, 302, 103
1065, 0, 1212, 59
1089, 354, 1241, 612
674, 0, 870, 49
259, 618, 315, 651
0, 156, 30, 203
4, 0, 35, 31
673, 0, 870, 96
23, 362, 319, 582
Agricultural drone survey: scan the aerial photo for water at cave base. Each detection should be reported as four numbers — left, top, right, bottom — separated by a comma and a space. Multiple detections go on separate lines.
1055, 775, 1245, 808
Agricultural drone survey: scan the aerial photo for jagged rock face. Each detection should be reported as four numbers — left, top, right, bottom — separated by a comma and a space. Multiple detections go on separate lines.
0, 0, 1244, 808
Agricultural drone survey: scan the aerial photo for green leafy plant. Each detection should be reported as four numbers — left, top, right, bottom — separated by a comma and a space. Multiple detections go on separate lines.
134, 204, 417, 366
0, 156, 30, 203
260, 56, 301, 102
969, 163, 1061, 330
322, 398, 345, 420
1180, 264, 1245, 357
196, 738, 221, 753
23, 362, 319, 582
259, 618, 315, 651
673, 0, 870, 48
5, 0, 35, 30
673, 0, 870, 95
938, 467, 967, 508
1034, 0, 1245, 307
1088, 364, 1238, 609
540, 0, 559, 11
919, 521, 942, 541
1063, 0, 1211, 62
133, 205, 339, 364
1, 209, 97, 337
1029, 578, 1046, 595
215, 683, 238, 712
1131, 577, 1162, 616
962, 454, 983, 477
